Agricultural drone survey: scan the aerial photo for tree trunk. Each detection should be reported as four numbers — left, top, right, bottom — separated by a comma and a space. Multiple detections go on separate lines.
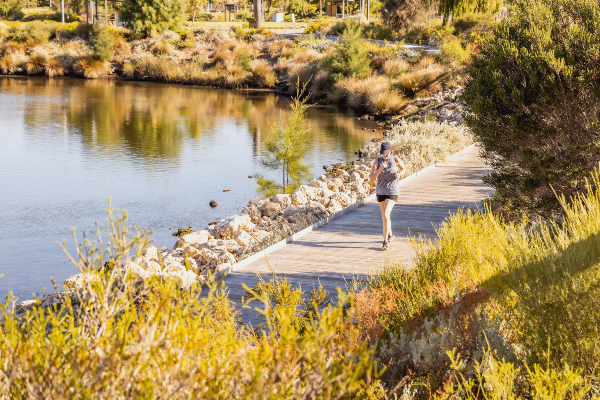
253, 0, 262, 27
193, 7, 196, 22
302, 0, 305, 17
319, 0, 322, 16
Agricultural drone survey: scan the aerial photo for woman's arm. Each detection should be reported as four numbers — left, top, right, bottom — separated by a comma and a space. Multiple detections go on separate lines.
369, 159, 384, 181
394, 156, 407, 179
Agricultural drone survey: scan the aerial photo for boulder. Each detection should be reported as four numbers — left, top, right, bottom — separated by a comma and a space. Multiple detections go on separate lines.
291, 185, 318, 205
331, 192, 351, 207
315, 187, 334, 199
41, 293, 63, 310
214, 215, 255, 239
145, 261, 162, 274
309, 180, 328, 190
336, 169, 349, 179
234, 229, 255, 247
259, 201, 281, 218
327, 200, 343, 215
359, 170, 370, 180
282, 206, 308, 224
306, 201, 328, 221
15, 299, 38, 314
248, 228, 270, 243
162, 254, 185, 273
269, 194, 292, 208
241, 204, 262, 223
163, 269, 198, 288
348, 171, 361, 182
124, 260, 151, 279
326, 177, 344, 192
63, 272, 100, 290
173, 230, 212, 250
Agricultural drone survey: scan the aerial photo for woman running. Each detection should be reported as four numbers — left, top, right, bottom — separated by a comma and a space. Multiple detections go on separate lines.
369, 141, 406, 251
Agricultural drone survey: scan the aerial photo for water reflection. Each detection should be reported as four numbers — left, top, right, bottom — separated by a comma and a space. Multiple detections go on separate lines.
0, 77, 378, 300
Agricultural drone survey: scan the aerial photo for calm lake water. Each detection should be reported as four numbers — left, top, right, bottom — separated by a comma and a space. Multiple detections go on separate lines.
0, 77, 378, 299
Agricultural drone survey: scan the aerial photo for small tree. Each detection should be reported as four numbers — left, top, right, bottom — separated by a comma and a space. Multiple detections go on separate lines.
257, 88, 312, 196
324, 19, 371, 81
0, 0, 22, 19
120, 0, 186, 38
90, 24, 114, 61
463, 0, 600, 216
188, 0, 208, 22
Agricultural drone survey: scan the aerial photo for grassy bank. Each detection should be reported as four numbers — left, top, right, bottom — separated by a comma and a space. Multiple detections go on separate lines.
0, 20, 473, 117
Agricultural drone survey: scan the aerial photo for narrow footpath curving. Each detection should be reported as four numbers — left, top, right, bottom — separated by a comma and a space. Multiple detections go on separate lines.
223, 144, 492, 326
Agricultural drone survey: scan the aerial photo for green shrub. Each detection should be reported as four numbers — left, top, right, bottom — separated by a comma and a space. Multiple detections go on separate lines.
463, 0, 600, 216
120, 0, 186, 38
321, 19, 371, 81
90, 24, 114, 62
0, 205, 382, 398
8, 21, 57, 45
438, 41, 470, 65
0, 0, 23, 19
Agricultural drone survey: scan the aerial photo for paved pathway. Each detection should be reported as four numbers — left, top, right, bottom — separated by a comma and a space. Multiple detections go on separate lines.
275, 32, 440, 54
223, 145, 491, 326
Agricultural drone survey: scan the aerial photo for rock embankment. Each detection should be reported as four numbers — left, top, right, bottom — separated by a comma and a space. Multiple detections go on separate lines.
57, 159, 376, 291
408, 87, 466, 126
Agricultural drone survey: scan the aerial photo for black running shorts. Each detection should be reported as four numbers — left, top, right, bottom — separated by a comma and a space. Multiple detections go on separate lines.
376, 194, 398, 202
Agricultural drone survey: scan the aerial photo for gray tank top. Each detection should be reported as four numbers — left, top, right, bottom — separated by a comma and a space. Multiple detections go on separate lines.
376, 156, 401, 196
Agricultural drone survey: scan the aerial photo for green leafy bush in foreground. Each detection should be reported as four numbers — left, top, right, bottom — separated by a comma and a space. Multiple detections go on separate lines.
463, 0, 600, 216
0, 205, 381, 399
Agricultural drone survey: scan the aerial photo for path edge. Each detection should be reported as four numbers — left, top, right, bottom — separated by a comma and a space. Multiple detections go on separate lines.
215, 142, 479, 279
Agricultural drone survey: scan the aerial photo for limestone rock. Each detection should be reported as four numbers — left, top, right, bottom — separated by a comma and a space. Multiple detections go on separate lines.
41, 293, 63, 310
248, 228, 270, 243
282, 205, 307, 224
145, 261, 162, 274
336, 169, 349, 179
124, 260, 151, 279
214, 215, 255, 239
291, 185, 318, 205
309, 180, 328, 190
63, 272, 99, 290
327, 200, 343, 215
15, 299, 38, 314
241, 204, 262, 223
173, 230, 212, 250
306, 201, 327, 221
269, 194, 292, 208
326, 177, 344, 192
349, 171, 361, 182
331, 192, 351, 207
163, 269, 198, 288
260, 201, 281, 218
234, 229, 255, 247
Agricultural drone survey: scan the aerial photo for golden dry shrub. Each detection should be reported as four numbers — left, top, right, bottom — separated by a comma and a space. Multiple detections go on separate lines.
150, 41, 172, 56
286, 64, 313, 94
310, 69, 331, 98
396, 66, 446, 97
44, 57, 67, 77
268, 39, 295, 58
122, 61, 137, 79
292, 48, 320, 64
26, 54, 46, 75
250, 59, 277, 87
0, 54, 16, 74
336, 75, 406, 113
73, 57, 110, 79
213, 40, 237, 67
383, 58, 410, 77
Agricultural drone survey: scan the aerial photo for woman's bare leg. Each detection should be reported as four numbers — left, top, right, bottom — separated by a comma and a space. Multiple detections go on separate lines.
379, 199, 396, 242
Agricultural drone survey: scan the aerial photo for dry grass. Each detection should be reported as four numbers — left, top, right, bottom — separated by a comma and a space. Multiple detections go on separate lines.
365, 120, 474, 173
416, 55, 438, 69
150, 41, 172, 56
287, 64, 313, 94
0, 54, 22, 74
310, 69, 331, 98
26, 54, 46, 75
268, 39, 295, 58
250, 59, 277, 87
73, 57, 110, 79
44, 57, 66, 77
383, 58, 410, 77
292, 48, 320, 64
395, 67, 446, 97
336, 75, 407, 113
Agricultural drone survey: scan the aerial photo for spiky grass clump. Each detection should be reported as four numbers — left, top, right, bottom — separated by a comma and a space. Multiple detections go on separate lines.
250, 59, 277, 87
287, 64, 313, 94
396, 67, 446, 97
150, 41, 172, 56
0, 54, 17, 74
335, 75, 407, 113
26, 54, 46, 75
73, 57, 110, 79
268, 39, 295, 58
383, 58, 410, 77
44, 57, 67, 77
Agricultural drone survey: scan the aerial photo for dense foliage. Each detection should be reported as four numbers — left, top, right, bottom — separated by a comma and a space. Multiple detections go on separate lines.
463, 0, 600, 215
0, 206, 382, 398
90, 24, 114, 61
322, 19, 372, 81
120, 0, 186, 37
0, 0, 22, 19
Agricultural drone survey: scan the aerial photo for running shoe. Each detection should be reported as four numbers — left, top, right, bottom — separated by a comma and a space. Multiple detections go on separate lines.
382, 241, 389, 251
388, 234, 395, 243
